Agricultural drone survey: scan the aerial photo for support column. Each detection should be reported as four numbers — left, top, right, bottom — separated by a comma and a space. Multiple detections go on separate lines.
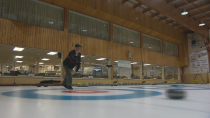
140, 62, 143, 80
141, 34, 144, 80
108, 59, 111, 80
162, 40, 164, 54
64, 8, 69, 32
110, 22, 113, 80
35, 57, 39, 74
178, 67, 181, 80
208, 29, 210, 83
142, 62, 144, 80
162, 65, 165, 80
0, 63, 1, 76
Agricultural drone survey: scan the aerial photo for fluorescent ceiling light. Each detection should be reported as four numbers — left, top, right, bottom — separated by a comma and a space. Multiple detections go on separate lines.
15, 56, 23, 58
181, 11, 188, 15
130, 42, 133, 43
49, 21, 54, 24
47, 52, 57, 55
82, 30, 87, 32
81, 55, 85, 57
199, 21, 205, 26
96, 58, 106, 60
39, 62, 44, 64
144, 64, 151, 66
42, 58, 49, 61
16, 61, 23, 63
13, 47, 24, 51
181, 9, 188, 15
131, 62, 137, 64
114, 61, 118, 62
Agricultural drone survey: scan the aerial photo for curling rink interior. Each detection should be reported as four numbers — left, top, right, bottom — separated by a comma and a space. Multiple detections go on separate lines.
0, 84, 210, 118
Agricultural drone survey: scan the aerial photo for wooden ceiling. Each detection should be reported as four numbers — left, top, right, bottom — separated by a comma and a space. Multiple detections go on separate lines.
126, 0, 210, 38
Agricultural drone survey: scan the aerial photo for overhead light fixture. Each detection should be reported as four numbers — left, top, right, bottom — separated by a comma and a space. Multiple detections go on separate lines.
39, 62, 44, 64
49, 21, 54, 24
130, 42, 133, 43
148, 46, 152, 48
82, 30, 87, 32
15, 56, 23, 58
47, 52, 58, 55
199, 21, 205, 26
131, 62, 137, 64
42, 58, 49, 61
81, 55, 85, 57
181, 9, 188, 15
144, 64, 151, 66
96, 58, 106, 60
16, 61, 23, 63
114, 61, 118, 62
13, 47, 24, 51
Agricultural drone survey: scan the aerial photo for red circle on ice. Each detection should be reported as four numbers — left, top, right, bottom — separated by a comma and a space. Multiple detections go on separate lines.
62, 90, 109, 93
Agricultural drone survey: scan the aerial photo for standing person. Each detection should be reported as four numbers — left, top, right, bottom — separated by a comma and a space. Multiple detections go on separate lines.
62, 44, 82, 89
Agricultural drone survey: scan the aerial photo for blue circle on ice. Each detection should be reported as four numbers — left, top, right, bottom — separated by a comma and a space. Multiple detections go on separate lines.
1, 89, 162, 100
130, 85, 210, 90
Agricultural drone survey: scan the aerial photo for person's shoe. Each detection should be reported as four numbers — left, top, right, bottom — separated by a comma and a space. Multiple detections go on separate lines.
68, 86, 73, 90
63, 85, 68, 89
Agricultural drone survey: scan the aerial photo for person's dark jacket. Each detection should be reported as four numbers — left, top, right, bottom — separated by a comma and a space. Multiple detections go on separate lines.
63, 50, 81, 71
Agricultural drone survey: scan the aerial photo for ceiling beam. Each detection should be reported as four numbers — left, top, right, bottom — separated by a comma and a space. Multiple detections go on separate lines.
122, 0, 129, 4
151, 13, 160, 18
166, 0, 176, 4
166, 20, 174, 24
206, 22, 210, 25
186, 30, 195, 34
172, 23, 180, 27
175, 0, 198, 8
133, 3, 142, 9
136, 0, 209, 38
143, 8, 151, 13
194, 13, 210, 21
186, 1, 210, 12
202, 19, 210, 28
189, 7, 210, 17
159, 16, 167, 21
203, 19, 210, 23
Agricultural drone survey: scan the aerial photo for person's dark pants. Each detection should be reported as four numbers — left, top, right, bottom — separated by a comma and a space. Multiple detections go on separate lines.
62, 65, 73, 87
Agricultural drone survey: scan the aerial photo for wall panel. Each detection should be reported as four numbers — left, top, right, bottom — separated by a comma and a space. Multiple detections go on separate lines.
0, 14, 186, 68
39, 0, 186, 44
